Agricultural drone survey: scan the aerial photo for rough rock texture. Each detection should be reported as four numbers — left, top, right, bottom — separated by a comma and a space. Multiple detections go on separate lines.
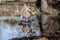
0, 4, 40, 18
0, 4, 41, 40
0, 0, 60, 40
41, 0, 60, 16
42, 14, 50, 30
43, 16, 59, 34
34, 37, 49, 40
41, 0, 60, 40
0, 16, 41, 40
41, 0, 60, 31
0, 4, 22, 16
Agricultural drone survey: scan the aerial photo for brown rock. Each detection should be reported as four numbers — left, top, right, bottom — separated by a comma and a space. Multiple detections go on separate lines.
34, 37, 49, 40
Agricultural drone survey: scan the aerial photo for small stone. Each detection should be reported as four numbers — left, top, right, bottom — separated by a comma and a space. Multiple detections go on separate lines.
34, 37, 49, 40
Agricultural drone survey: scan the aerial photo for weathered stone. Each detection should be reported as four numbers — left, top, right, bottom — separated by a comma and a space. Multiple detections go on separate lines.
41, 0, 60, 16
0, 4, 41, 40
42, 14, 50, 30
42, 16, 60, 34
33, 37, 49, 40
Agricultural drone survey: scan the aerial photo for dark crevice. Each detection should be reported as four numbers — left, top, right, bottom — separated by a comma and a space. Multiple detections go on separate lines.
52, 1, 60, 10
36, 0, 43, 32
36, 0, 41, 8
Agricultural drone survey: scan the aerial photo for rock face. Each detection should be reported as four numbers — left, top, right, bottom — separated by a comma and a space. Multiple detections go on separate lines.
0, 0, 14, 1
0, 4, 41, 40
0, 16, 41, 40
42, 15, 50, 30
41, 0, 60, 37
0, 0, 60, 40
0, 4, 40, 18
43, 16, 59, 34
0, 0, 37, 2
0, 5, 22, 16
41, 0, 60, 16
35, 37, 49, 40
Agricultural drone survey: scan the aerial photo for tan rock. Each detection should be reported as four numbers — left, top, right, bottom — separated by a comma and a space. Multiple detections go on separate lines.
33, 37, 49, 40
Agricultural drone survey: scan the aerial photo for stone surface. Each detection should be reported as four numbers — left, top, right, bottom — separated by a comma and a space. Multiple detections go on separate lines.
0, 16, 41, 40
0, 4, 41, 40
33, 37, 49, 40
42, 15, 50, 30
